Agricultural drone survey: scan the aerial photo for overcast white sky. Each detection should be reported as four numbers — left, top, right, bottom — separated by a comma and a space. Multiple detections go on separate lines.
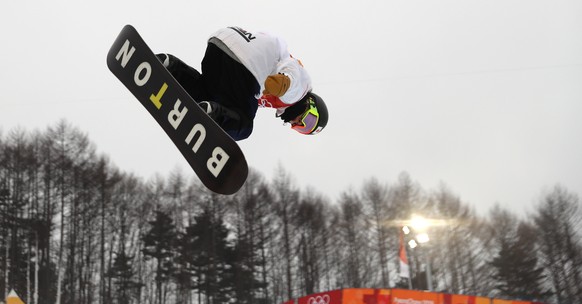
1, 0, 581, 215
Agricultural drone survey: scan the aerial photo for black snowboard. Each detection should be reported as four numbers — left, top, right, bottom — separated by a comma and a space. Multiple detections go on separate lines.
106, 25, 248, 195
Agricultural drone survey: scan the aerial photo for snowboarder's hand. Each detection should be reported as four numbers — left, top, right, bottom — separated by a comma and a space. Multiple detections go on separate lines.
263, 73, 290, 97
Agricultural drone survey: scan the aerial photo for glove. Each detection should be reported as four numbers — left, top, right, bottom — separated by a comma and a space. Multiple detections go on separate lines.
263, 73, 290, 97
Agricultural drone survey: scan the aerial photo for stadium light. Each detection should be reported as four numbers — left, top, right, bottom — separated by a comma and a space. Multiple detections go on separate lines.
416, 233, 430, 244
409, 215, 429, 232
408, 239, 418, 249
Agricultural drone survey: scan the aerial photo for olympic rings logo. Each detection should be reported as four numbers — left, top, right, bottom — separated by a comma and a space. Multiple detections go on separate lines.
307, 295, 330, 304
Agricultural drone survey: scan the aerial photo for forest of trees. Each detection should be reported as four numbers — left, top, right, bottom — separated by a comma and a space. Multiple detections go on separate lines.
0, 120, 581, 304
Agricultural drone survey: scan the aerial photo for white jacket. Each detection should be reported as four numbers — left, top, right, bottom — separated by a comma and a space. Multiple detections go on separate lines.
211, 27, 312, 106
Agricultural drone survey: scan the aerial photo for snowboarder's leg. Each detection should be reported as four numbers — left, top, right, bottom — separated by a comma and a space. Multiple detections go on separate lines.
200, 43, 260, 140
156, 53, 211, 102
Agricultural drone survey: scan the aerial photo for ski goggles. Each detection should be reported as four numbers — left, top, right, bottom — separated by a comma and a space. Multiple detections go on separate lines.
291, 99, 319, 134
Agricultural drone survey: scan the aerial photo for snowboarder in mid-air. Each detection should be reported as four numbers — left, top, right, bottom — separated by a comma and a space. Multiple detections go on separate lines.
156, 26, 328, 141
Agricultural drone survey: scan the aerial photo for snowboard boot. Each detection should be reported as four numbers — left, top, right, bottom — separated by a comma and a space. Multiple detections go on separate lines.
198, 101, 215, 117
197, 101, 241, 123
156, 53, 180, 69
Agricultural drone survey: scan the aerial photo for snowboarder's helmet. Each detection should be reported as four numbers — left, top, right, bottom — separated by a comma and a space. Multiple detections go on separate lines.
291, 92, 328, 135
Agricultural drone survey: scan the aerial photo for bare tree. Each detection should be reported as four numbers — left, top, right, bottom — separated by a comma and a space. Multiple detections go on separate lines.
360, 178, 392, 288
228, 169, 273, 302
533, 185, 582, 304
336, 190, 371, 288
294, 189, 331, 295
0, 128, 34, 298
270, 166, 300, 301
429, 185, 486, 295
